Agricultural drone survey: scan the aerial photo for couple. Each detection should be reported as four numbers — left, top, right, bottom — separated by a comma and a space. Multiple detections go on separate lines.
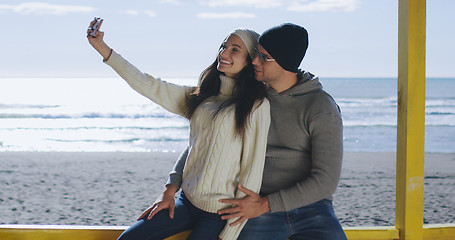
87, 21, 346, 240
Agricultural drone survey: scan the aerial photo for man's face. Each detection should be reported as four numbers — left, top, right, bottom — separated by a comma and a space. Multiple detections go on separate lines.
252, 44, 285, 83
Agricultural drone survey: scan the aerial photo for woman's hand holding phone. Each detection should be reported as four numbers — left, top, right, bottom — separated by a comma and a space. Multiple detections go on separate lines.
86, 17, 112, 61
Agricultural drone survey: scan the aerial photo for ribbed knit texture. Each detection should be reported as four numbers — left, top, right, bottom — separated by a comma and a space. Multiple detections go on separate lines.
105, 50, 270, 240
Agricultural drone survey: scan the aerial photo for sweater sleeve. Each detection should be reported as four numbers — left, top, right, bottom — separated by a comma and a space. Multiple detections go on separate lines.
104, 50, 194, 117
165, 146, 189, 189
267, 99, 343, 212
219, 99, 271, 240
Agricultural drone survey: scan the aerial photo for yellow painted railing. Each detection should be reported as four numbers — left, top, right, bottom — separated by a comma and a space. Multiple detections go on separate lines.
1, 1, 454, 240
1, 224, 455, 240
0, 225, 186, 240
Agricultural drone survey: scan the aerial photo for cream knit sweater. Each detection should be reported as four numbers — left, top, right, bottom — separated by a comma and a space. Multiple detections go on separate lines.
105, 50, 270, 240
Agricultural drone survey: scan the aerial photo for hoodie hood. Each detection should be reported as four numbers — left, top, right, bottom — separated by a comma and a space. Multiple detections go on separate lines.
267, 70, 322, 97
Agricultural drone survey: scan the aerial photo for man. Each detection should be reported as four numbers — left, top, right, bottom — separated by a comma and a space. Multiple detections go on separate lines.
217, 23, 347, 240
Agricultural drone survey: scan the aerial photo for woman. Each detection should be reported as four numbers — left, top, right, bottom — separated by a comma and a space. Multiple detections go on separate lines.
87, 19, 270, 240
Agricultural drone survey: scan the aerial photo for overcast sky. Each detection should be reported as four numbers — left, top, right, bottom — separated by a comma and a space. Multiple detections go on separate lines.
1, 0, 453, 78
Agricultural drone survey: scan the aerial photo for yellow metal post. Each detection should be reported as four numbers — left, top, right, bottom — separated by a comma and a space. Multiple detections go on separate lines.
396, 0, 426, 239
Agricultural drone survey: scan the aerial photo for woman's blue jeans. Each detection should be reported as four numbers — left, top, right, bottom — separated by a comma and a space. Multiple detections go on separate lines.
117, 192, 226, 240
237, 199, 347, 240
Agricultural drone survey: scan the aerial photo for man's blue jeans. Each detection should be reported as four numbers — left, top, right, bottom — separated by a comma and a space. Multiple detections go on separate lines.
238, 199, 347, 240
117, 192, 226, 240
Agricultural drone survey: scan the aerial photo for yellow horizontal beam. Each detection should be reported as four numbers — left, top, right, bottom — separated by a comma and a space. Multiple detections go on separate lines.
344, 226, 399, 240
1, 224, 454, 240
0, 225, 189, 240
0, 225, 124, 240
423, 224, 455, 240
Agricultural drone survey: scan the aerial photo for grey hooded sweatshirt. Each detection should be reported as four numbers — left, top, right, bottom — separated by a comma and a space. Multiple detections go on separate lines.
167, 71, 343, 213
262, 71, 343, 212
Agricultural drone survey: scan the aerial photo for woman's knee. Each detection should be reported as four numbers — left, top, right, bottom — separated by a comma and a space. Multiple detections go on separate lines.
116, 228, 137, 240
116, 220, 149, 240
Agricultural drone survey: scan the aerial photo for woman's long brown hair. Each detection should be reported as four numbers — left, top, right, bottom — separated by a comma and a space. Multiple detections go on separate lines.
185, 52, 267, 137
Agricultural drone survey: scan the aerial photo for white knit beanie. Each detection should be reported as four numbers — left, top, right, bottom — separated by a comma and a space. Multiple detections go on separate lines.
227, 28, 260, 60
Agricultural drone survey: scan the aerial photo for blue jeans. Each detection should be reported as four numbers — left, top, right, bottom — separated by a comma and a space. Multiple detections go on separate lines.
117, 192, 226, 240
238, 199, 347, 240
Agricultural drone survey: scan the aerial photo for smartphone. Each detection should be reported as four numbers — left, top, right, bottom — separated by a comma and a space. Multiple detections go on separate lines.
89, 17, 103, 38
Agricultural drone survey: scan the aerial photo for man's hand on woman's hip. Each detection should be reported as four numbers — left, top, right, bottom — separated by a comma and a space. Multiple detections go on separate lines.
218, 184, 270, 226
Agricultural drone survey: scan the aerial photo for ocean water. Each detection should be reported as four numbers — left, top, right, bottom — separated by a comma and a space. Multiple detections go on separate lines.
0, 77, 454, 153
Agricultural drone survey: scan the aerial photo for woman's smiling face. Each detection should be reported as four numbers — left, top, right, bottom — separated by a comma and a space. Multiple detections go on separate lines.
217, 34, 249, 78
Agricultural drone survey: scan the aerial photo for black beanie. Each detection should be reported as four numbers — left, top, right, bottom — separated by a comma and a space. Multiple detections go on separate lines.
259, 23, 309, 73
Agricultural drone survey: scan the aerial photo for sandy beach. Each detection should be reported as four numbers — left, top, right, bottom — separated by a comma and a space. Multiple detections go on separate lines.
1, 151, 454, 227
